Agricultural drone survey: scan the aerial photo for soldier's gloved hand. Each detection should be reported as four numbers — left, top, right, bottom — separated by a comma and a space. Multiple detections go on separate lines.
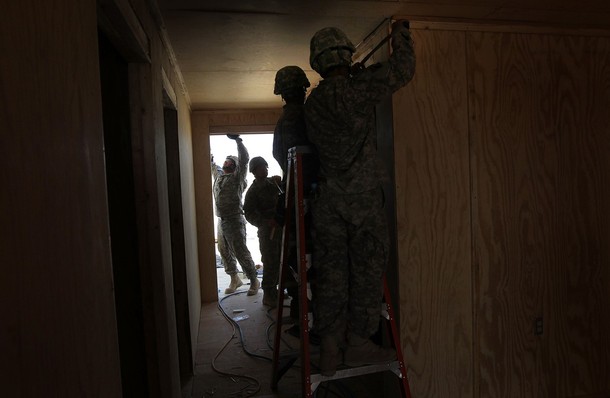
391, 19, 411, 40
351, 62, 365, 75
227, 134, 241, 140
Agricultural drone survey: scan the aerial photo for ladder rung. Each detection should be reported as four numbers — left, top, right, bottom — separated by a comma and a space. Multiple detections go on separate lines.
310, 361, 404, 391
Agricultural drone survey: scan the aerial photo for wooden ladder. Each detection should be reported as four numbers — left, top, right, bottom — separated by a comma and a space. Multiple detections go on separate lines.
270, 146, 413, 398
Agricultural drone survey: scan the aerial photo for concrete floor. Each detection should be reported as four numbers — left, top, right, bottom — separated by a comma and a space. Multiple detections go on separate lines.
182, 270, 405, 398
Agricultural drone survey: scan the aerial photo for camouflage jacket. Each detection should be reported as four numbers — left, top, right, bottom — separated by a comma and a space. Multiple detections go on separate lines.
243, 177, 281, 229
211, 140, 249, 218
304, 28, 416, 194
272, 102, 310, 175
273, 102, 320, 189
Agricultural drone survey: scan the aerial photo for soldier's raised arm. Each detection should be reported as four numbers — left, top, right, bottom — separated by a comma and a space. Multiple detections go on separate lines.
210, 153, 222, 180
227, 134, 249, 183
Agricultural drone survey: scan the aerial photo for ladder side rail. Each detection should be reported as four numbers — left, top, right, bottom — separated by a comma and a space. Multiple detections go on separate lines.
271, 152, 296, 390
383, 275, 412, 398
293, 149, 313, 397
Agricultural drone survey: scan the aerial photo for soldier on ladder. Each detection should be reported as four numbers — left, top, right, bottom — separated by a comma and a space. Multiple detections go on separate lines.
271, 20, 416, 396
303, 20, 416, 377
272, 147, 411, 397
272, 65, 319, 331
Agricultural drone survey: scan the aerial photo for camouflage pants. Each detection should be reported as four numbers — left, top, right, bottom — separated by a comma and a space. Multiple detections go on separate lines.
217, 216, 257, 280
311, 187, 389, 338
257, 225, 282, 290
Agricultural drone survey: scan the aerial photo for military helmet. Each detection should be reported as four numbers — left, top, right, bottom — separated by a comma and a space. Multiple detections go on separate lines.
225, 155, 238, 167
274, 66, 310, 95
309, 27, 355, 75
249, 156, 268, 173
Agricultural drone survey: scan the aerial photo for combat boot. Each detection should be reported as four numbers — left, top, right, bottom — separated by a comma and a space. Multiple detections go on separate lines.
247, 277, 260, 296
262, 288, 278, 307
319, 334, 341, 376
224, 274, 243, 294
343, 333, 396, 367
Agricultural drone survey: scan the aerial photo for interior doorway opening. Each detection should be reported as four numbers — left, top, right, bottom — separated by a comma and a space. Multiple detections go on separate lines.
98, 29, 149, 397
209, 132, 282, 296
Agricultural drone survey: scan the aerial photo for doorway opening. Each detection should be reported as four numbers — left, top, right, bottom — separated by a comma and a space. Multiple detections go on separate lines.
209, 133, 282, 296
162, 95, 193, 382
98, 29, 149, 397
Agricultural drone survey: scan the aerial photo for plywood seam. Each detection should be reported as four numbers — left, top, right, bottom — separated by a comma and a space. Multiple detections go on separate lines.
395, 17, 610, 37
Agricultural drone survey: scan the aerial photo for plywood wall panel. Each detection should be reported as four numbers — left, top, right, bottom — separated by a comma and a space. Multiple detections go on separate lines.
468, 31, 557, 398
176, 93, 202, 356
550, 36, 610, 397
0, 0, 122, 395
468, 31, 610, 397
394, 23, 609, 398
191, 113, 219, 302
393, 28, 473, 398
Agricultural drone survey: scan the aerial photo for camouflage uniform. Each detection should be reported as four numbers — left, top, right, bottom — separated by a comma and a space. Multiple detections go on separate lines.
304, 25, 416, 338
243, 177, 282, 291
273, 102, 310, 175
272, 66, 319, 319
211, 140, 257, 280
272, 66, 319, 185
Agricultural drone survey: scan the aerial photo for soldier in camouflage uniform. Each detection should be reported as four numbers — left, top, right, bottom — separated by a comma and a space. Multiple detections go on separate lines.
272, 66, 315, 178
304, 21, 416, 375
211, 134, 260, 296
243, 157, 283, 307
272, 66, 320, 339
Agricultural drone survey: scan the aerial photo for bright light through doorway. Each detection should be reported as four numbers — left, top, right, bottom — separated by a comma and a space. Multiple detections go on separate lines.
210, 133, 283, 179
209, 133, 283, 293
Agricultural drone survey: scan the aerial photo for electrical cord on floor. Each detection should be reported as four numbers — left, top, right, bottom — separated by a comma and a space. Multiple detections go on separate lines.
217, 290, 273, 361
210, 291, 262, 398
264, 305, 298, 352
216, 290, 356, 398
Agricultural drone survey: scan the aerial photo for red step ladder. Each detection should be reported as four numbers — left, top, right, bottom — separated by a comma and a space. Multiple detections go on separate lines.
270, 146, 413, 397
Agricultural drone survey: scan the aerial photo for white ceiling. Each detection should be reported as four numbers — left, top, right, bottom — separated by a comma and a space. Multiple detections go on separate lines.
159, 0, 610, 110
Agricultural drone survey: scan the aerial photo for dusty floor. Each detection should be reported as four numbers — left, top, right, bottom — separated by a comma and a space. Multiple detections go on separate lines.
181, 271, 406, 398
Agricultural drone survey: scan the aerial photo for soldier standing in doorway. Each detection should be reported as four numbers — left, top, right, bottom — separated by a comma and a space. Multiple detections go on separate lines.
243, 156, 283, 307
211, 134, 260, 296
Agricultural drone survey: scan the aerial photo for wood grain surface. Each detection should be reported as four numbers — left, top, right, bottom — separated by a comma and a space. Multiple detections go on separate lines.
394, 28, 474, 398
393, 25, 610, 398
469, 31, 610, 398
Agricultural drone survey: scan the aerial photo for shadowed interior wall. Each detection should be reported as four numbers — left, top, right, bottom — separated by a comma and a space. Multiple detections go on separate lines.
1, 0, 199, 395
175, 92, 201, 366
469, 31, 610, 398
394, 24, 610, 398
1, 0, 122, 395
